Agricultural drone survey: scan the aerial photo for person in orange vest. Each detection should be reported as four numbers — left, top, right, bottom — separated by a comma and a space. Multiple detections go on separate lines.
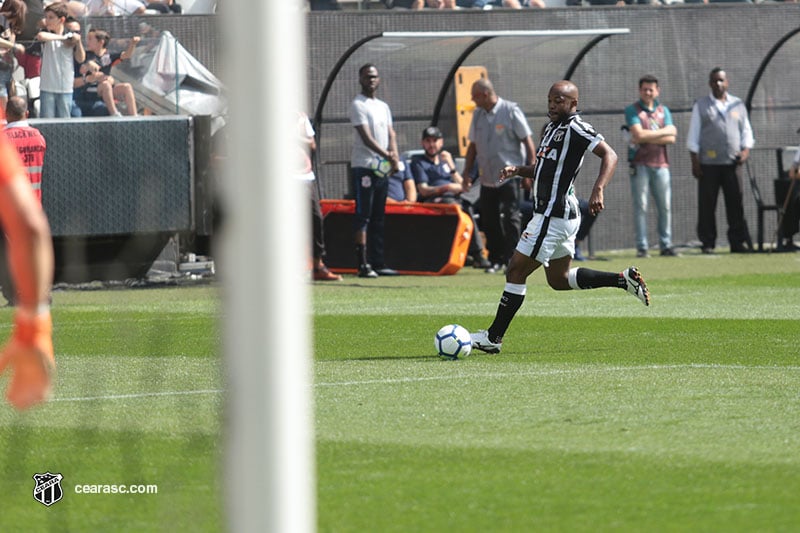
4, 96, 46, 204
0, 101, 54, 409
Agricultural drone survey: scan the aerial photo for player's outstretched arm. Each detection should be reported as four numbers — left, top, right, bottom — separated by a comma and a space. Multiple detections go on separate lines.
0, 172, 55, 410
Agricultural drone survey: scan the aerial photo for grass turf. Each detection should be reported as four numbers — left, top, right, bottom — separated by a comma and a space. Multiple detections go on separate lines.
314, 249, 800, 532
0, 249, 797, 531
0, 287, 222, 532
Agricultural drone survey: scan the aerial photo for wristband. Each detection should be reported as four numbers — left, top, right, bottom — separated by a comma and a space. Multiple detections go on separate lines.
13, 310, 52, 345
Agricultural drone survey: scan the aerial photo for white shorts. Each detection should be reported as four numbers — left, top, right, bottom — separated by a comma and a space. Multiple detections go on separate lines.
516, 213, 580, 267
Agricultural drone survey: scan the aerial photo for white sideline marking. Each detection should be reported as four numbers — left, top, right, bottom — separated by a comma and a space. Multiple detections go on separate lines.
53, 389, 224, 403
50, 364, 800, 402
314, 363, 800, 388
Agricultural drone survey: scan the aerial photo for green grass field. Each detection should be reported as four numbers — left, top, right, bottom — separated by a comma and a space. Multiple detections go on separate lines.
1, 250, 798, 531
314, 250, 800, 532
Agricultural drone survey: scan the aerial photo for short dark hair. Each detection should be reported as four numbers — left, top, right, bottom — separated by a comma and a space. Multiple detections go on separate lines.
358, 63, 377, 76
89, 28, 111, 47
44, 3, 69, 20
638, 75, 658, 87
5, 96, 27, 122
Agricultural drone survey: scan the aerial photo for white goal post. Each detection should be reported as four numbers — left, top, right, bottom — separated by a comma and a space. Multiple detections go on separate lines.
221, 1, 314, 532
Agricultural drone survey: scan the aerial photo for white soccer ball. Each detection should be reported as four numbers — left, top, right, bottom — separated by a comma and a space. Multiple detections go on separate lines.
370, 156, 393, 178
435, 324, 472, 360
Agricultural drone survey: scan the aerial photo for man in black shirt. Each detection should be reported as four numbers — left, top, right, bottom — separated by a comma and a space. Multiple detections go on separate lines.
471, 81, 650, 354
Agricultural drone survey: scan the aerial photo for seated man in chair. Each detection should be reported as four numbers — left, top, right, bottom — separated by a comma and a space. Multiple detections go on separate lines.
410, 126, 490, 269
781, 146, 800, 250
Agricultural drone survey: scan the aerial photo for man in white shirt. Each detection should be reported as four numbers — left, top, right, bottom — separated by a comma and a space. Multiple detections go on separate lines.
687, 67, 754, 254
84, 0, 146, 16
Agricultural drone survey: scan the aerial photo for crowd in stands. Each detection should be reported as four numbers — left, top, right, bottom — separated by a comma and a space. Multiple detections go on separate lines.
51, 0, 182, 17
0, 0, 180, 120
310, 0, 797, 9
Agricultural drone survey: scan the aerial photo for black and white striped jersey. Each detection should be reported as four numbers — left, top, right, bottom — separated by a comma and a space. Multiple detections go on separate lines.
532, 114, 604, 219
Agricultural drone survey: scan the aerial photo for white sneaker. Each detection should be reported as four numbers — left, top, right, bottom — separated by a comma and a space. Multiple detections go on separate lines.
622, 267, 650, 306
470, 330, 502, 354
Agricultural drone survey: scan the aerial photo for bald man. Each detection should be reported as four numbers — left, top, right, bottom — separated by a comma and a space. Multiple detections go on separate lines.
4, 96, 47, 204
463, 77, 535, 273
470, 81, 650, 355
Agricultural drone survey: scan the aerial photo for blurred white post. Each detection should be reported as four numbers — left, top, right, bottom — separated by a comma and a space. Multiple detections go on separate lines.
221, 1, 314, 532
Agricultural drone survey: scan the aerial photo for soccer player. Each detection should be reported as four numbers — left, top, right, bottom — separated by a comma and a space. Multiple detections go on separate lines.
470, 80, 649, 355
0, 123, 55, 409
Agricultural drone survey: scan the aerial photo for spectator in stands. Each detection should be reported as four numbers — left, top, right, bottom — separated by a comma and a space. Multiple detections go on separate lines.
0, 33, 16, 116
84, 0, 147, 16
83, 28, 140, 116
386, 165, 417, 203
36, 2, 85, 118
411, 125, 491, 268
4, 96, 45, 204
308, 0, 341, 10
687, 67, 754, 254
385, 0, 424, 7
624, 74, 678, 258
63, 17, 102, 117
2, 0, 43, 116
297, 112, 342, 281
349, 63, 400, 278
55, 1, 90, 18
11, 40, 42, 117
463, 77, 535, 273
0, 0, 28, 116
781, 145, 800, 250
455, 0, 545, 7
146, 0, 183, 13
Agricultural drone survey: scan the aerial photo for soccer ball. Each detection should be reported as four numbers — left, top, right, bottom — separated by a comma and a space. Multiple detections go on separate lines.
434, 324, 472, 360
370, 156, 393, 178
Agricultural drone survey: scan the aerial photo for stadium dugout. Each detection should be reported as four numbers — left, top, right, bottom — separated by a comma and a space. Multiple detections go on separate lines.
311, 28, 629, 192
307, 8, 800, 254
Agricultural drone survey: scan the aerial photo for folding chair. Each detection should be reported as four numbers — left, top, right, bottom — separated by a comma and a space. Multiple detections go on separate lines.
746, 160, 779, 252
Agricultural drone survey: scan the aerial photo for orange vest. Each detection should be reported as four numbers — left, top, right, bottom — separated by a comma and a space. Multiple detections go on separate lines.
4, 124, 46, 203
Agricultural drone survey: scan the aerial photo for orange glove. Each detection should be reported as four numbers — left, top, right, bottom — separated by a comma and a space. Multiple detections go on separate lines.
0, 311, 55, 410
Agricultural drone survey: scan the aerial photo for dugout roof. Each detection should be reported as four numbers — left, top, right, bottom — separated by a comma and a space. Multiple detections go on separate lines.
312, 29, 630, 158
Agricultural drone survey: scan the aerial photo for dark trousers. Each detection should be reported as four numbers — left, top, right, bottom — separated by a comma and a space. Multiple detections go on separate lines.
697, 164, 751, 249
776, 179, 800, 241
576, 198, 598, 241
479, 181, 521, 265
310, 181, 325, 260
352, 167, 388, 267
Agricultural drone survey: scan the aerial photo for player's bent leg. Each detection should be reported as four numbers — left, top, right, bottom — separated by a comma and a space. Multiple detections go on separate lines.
544, 255, 572, 290
563, 264, 650, 305
505, 250, 538, 284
